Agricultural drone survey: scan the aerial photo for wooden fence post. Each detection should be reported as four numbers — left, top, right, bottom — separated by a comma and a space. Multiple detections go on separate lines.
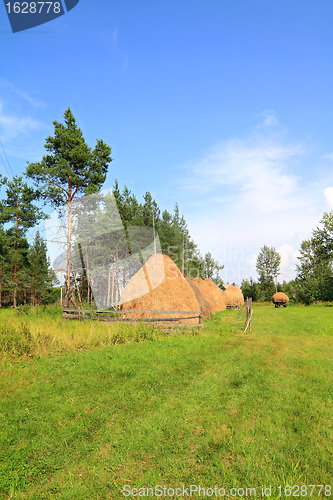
199, 306, 203, 329
244, 297, 253, 332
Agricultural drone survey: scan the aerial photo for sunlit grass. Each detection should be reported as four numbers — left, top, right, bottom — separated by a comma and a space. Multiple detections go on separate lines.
0, 306, 199, 360
0, 303, 332, 499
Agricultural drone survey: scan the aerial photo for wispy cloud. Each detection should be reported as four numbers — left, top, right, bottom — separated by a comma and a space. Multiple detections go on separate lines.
322, 152, 333, 161
256, 109, 281, 130
0, 79, 46, 109
0, 102, 47, 142
184, 139, 304, 212
177, 112, 325, 283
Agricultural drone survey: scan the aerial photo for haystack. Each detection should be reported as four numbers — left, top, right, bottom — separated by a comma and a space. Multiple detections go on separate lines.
120, 254, 201, 324
222, 285, 244, 307
185, 277, 211, 319
272, 292, 289, 307
192, 277, 226, 314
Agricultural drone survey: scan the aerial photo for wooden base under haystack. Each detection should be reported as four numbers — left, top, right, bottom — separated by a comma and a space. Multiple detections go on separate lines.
222, 285, 244, 308
192, 277, 226, 314
120, 254, 201, 324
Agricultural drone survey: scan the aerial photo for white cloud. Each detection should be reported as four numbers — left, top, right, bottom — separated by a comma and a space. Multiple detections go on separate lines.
178, 113, 325, 284
0, 80, 45, 108
0, 102, 47, 142
0, 79, 46, 109
278, 244, 300, 282
256, 109, 280, 130
324, 187, 333, 209
322, 152, 333, 162
181, 137, 304, 213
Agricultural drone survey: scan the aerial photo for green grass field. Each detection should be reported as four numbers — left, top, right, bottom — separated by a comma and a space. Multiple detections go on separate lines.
0, 303, 332, 499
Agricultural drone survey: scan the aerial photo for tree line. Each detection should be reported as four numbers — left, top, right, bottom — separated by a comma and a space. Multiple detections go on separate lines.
241, 212, 333, 304
0, 108, 223, 308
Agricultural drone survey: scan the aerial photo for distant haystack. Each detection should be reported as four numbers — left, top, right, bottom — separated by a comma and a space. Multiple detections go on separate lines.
185, 277, 211, 319
272, 292, 289, 308
192, 277, 226, 314
120, 254, 201, 324
222, 285, 244, 307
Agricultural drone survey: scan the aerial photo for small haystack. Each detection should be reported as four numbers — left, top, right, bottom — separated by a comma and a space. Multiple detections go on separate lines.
192, 277, 226, 314
120, 254, 201, 324
272, 292, 289, 308
222, 285, 245, 308
185, 277, 211, 319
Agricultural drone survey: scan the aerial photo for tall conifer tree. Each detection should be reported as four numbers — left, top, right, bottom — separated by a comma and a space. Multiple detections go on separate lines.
0, 176, 45, 307
26, 108, 113, 307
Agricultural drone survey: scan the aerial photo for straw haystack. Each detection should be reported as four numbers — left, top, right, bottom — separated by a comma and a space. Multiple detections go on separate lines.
192, 277, 226, 314
185, 277, 211, 319
222, 285, 244, 307
120, 254, 201, 324
272, 292, 289, 307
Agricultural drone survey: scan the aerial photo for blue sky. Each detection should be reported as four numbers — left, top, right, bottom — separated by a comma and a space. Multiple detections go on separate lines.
1, 0, 333, 284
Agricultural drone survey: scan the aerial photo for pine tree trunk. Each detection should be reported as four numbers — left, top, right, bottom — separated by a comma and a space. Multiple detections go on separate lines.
64, 185, 72, 308
115, 235, 119, 306
111, 263, 115, 307
85, 240, 91, 307
107, 263, 112, 308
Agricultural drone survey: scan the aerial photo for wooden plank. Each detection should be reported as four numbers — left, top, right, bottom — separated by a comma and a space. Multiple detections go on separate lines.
62, 315, 201, 327
153, 323, 202, 328
65, 315, 200, 323
63, 308, 201, 315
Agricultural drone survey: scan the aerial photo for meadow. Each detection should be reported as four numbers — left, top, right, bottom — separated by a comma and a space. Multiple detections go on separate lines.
0, 303, 332, 499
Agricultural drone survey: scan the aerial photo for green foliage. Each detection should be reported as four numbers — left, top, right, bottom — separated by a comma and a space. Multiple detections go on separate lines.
0, 177, 47, 307
241, 277, 259, 300
296, 212, 333, 304
256, 245, 281, 301
202, 251, 224, 286
26, 108, 113, 206
0, 176, 45, 234
256, 245, 281, 283
29, 231, 58, 305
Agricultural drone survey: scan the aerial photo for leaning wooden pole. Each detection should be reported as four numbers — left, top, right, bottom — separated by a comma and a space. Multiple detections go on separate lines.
244, 297, 253, 332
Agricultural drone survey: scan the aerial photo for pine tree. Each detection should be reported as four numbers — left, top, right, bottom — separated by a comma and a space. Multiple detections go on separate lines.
26, 108, 113, 308
0, 176, 45, 307
29, 231, 56, 305
0, 228, 11, 307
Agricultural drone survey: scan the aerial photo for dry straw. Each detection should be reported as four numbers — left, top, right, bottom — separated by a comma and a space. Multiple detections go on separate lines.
272, 292, 289, 304
222, 285, 245, 307
192, 277, 226, 314
185, 277, 211, 319
120, 254, 201, 324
